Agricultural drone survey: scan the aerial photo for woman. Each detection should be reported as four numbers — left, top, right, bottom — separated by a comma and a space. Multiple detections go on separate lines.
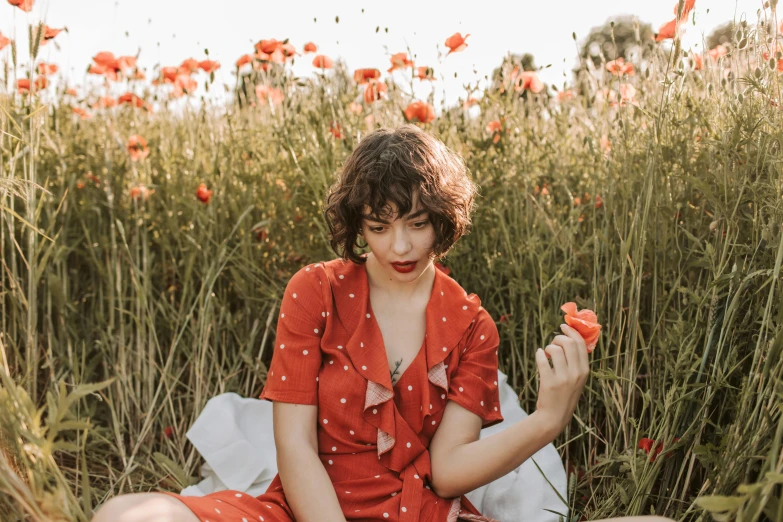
91, 125, 676, 522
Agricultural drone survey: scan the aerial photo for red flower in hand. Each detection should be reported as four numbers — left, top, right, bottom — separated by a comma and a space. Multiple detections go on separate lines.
561, 302, 601, 352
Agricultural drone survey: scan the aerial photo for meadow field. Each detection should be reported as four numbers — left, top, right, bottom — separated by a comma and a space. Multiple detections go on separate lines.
1, 3, 782, 521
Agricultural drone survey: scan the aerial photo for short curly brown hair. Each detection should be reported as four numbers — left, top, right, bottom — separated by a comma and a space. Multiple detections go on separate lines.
323, 124, 479, 265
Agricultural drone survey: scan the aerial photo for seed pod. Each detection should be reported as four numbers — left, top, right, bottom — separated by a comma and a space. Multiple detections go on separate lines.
755, 67, 762, 78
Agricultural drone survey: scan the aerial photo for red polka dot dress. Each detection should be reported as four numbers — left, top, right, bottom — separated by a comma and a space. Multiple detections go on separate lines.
160, 255, 504, 522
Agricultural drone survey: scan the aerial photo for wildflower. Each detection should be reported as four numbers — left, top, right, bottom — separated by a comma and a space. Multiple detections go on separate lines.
236, 54, 253, 68
486, 120, 503, 144
38, 62, 58, 75
675, 0, 695, 20
463, 97, 479, 108
595, 195, 603, 209
434, 262, 450, 276
7, 0, 33, 12
303, 42, 317, 53
39, 25, 63, 45
444, 32, 470, 55
655, 18, 678, 42
557, 90, 575, 102
118, 92, 147, 109
130, 185, 154, 201
387, 52, 414, 73
605, 57, 635, 76
692, 52, 704, 70
255, 84, 284, 105
617, 83, 639, 106
127, 135, 150, 162
312, 54, 334, 69
560, 302, 601, 352
0, 32, 11, 51
174, 74, 198, 96
498, 314, 510, 324
196, 183, 213, 204
511, 67, 544, 94
71, 106, 91, 119
354, 68, 381, 84
163, 426, 174, 439
329, 121, 344, 139
638, 437, 680, 462
198, 60, 220, 73
348, 101, 363, 115
403, 101, 436, 124
363, 81, 387, 104
179, 58, 200, 74
708, 44, 727, 60
416, 66, 436, 81
573, 197, 581, 205
93, 96, 117, 109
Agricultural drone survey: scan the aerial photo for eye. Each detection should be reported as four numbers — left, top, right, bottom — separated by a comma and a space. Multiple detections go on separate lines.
369, 226, 384, 233
413, 220, 429, 228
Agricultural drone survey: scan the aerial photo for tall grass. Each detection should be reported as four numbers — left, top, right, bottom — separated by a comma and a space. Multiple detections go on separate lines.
1, 10, 782, 522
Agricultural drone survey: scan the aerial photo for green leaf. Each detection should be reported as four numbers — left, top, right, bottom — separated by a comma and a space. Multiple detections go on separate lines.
694, 495, 748, 513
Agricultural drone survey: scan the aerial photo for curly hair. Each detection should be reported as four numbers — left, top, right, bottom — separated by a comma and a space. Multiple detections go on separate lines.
323, 124, 479, 265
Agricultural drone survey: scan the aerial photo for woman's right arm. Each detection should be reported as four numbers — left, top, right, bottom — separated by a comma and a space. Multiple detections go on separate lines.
274, 401, 347, 522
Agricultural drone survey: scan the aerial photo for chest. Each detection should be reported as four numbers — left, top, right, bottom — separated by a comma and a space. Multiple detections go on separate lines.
369, 292, 427, 386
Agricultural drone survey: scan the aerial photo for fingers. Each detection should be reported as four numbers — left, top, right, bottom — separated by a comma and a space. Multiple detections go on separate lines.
559, 324, 590, 379
535, 347, 554, 378
544, 344, 567, 374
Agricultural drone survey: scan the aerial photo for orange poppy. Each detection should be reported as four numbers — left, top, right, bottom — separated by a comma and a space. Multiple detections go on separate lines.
353, 68, 381, 84
403, 101, 435, 124
512, 67, 545, 94
179, 58, 200, 74
348, 101, 363, 114
675, 0, 695, 20
118, 92, 147, 109
486, 120, 502, 143
303, 41, 317, 53
38, 62, 58, 75
329, 121, 344, 139
33, 75, 48, 90
159, 67, 179, 83
638, 437, 681, 463
363, 81, 387, 104
708, 44, 727, 60
0, 32, 12, 51
255, 84, 284, 105
416, 66, 435, 81
65, 87, 77, 96
196, 183, 213, 203
71, 106, 91, 119
605, 57, 635, 76
595, 195, 603, 209
92, 96, 117, 109
127, 135, 150, 162
462, 97, 479, 108
198, 60, 220, 73
40, 25, 63, 45
557, 89, 575, 101
560, 302, 601, 352
655, 18, 677, 42
312, 54, 334, 69
692, 52, 703, 70
92, 52, 115, 68
255, 38, 282, 55
387, 52, 413, 73
7, 0, 33, 11
134, 69, 146, 80
16, 78, 30, 94
130, 185, 154, 201
617, 83, 638, 106
174, 74, 198, 96
236, 54, 253, 68
444, 32, 470, 55
117, 55, 137, 71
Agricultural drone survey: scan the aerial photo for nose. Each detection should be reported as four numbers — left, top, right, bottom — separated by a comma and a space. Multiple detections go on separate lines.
392, 227, 412, 255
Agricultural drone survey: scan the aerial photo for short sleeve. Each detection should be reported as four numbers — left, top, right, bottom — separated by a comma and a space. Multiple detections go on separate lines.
447, 309, 504, 428
259, 265, 326, 405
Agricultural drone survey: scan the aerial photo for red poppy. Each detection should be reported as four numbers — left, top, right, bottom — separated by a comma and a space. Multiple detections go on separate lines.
348, 101, 363, 115
387, 52, 414, 73
303, 42, 317, 53
416, 66, 436, 81
561, 302, 601, 352
638, 437, 680, 462
675, 0, 695, 20
511, 67, 545, 94
605, 58, 635, 76
71, 106, 91, 119
127, 135, 150, 162
363, 81, 387, 104
329, 121, 344, 139
130, 185, 154, 201
92, 52, 115, 68
179, 58, 200, 74
163, 426, 174, 439
236, 54, 253, 68
655, 18, 678, 42
174, 74, 198, 96
434, 262, 451, 276
463, 97, 478, 109
7, 0, 33, 11
37, 62, 58, 75
557, 90, 575, 102
65, 87, 77, 96
708, 44, 727, 60
312, 54, 334, 69
92, 96, 117, 109
403, 101, 435, 123
255, 38, 283, 55
692, 52, 703, 70
486, 120, 503, 144
353, 68, 382, 84
444, 32, 470, 55
198, 60, 220, 73
16, 78, 30, 94
196, 183, 213, 204
0, 32, 11, 51
256, 84, 284, 105
40, 25, 63, 45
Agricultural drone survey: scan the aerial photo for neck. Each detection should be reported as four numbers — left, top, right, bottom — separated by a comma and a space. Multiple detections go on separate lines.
364, 253, 436, 301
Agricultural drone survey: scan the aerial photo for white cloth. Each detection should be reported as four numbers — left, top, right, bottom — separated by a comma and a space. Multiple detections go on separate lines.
180, 369, 568, 522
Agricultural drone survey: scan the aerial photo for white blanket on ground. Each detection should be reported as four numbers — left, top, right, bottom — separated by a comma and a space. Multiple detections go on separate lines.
179, 369, 569, 522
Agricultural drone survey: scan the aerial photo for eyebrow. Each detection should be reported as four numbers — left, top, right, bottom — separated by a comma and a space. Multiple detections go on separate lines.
362, 208, 428, 224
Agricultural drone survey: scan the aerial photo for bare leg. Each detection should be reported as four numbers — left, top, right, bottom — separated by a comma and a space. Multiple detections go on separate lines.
91, 492, 200, 522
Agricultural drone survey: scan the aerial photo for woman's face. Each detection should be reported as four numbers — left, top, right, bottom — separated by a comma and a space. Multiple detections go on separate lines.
360, 198, 436, 278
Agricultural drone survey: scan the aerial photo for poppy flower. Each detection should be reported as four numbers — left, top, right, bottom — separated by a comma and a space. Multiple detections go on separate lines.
71, 106, 91, 119
353, 68, 381, 84
7, 0, 33, 12
594, 195, 603, 209
560, 302, 601, 352
37, 62, 58, 75
445, 32, 470, 55
196, 183, 213, 204
692, 52, 703, 70
486, 120, 503, 143
557, 90, 575, 102
198, 60, 220, 73
65, 87, 77, 96
616, 83, 639, 106
387, 52, 414, 73
39, 25, 63, 45
303, 42, 317, 53
363, 81, 387, 104
348, 101, 363, 115
91, 96, 116, 109
514, 70, 545, 94
463, 97, 479, 109
163, 426, 174, 439
638, 437, 680, 462
605, 57, 635, 76
92, 52, 116, 68
127, 135, 150, 162
179, 58, 200, 74
434, 262, 450, 276
498, 314, 510, 324
118, 92, 147, 109
130, 184, 154, 201
255, 84, 284, 105
16, 78, 30, 94
0, 32, 11, 51
708, 44, 727, 60
174, 74, 198, 96
255, 38, 283, 55
675, 0, 695, 20
655, 18, 678, 42
403, 101, 436, 123
236, 54, 253, 68
416, 66, 436, 81
329, 121, 344, 139
312, 54, 333, 69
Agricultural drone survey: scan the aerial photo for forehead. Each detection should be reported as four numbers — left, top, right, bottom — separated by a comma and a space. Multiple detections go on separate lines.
361, 200, 426, 221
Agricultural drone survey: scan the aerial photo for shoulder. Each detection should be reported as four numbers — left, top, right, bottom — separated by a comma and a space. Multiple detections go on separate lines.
467, 306, 500, 346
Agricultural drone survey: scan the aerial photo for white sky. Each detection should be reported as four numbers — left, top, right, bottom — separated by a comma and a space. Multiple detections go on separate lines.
1, 0, 769, 110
